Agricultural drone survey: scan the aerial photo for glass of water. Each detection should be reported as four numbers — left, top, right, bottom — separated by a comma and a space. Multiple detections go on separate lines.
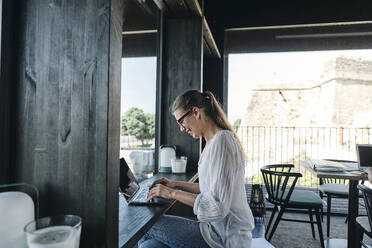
24, 215, 82, 248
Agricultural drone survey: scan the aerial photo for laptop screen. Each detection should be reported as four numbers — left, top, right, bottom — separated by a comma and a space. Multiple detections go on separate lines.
119, 158, 140, 200
357, 144, 372, 167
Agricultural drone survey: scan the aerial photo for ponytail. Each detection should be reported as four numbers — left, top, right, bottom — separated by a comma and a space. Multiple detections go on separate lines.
171, 90, 247, 160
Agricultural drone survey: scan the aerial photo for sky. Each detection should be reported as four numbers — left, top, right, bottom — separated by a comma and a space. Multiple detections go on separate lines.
121, 50, 372, 123
228, 49, 372, 124
121, 57, 157, 116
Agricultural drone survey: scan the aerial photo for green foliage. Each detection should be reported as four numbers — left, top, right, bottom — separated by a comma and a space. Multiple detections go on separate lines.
146, 113, 155, 138
233, 119, 242, 132
121, 107, 155, 145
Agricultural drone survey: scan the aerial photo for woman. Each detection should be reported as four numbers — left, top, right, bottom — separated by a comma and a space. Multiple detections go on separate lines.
138, 90, 254, 248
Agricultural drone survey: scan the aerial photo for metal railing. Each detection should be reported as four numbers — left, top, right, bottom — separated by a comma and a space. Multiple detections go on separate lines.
120, 135, 155, 148
239, 126, 372, 186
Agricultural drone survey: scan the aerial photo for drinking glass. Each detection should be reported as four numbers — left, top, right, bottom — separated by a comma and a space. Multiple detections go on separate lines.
24, 215, 82, 248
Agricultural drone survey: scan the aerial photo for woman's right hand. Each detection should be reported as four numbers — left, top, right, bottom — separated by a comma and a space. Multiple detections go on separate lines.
151, 177, 177, 188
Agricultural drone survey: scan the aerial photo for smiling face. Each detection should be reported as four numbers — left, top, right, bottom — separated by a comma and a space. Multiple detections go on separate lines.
173, 107, 202, 139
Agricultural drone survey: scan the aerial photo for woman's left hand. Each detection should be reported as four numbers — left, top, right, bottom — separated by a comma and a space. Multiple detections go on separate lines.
147, 184, 175, 201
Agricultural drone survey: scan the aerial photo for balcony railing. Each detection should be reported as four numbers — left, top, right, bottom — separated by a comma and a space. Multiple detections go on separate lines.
120, 135, 155, 148
238, 126, 372, 187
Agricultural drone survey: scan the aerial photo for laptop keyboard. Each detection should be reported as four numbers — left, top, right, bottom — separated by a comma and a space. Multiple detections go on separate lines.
131, 187, 149, 203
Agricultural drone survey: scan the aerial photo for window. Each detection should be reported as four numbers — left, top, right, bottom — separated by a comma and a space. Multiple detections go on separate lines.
120, 57, 157, 181
226, 22, 372, 185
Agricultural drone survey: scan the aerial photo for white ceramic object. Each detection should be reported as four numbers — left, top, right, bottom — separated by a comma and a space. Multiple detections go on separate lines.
159, 145, 176, 173
171, 157, 187, 173
0, 191, 35, 248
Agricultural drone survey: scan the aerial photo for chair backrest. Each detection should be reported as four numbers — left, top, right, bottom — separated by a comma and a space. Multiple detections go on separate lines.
358, 184, 372, 230
261, 164, 302, 206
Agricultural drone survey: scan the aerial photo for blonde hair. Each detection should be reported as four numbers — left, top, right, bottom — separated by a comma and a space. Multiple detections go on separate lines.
171, 90, 246, 160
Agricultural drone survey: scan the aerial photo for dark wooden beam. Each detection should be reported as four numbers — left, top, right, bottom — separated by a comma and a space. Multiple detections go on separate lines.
184, 0, 202, 16
202, 18, 220, 58
225, 23, 372, 54
163, 0, 189, 16
107, 0, 124, 247
8, 0, 123, 246
0, 0, 14, 185
153, 0, 201, 17
205, 0, 372, 30
152, 0, 220, 58
159, 16, 203, 172
122, 31, 157, 57
152, 0, 170, 15
123, 0, 156, 32
133, 0, 159, 17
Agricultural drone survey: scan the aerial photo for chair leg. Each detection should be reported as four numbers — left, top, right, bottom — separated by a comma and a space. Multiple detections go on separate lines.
308, 209, 315, 238
355, 225, 364, 248
265, 205, 278, 238
315, 208, 325, 248
327, 195, 331, 237
319, 191, 324, 222
267, 206, 286, 242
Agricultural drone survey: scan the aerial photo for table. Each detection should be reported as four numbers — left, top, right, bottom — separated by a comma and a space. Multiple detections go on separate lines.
118, 172, 198, 248
301, 160, 368, 248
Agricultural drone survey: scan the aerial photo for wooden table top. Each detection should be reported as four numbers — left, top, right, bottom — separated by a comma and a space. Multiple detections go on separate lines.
300, 160, 368, 180
119, 172, 198, 248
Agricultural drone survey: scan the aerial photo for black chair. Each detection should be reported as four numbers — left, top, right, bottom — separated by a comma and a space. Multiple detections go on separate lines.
356, 184, 372, 248
318, 159, 364, 237
261, 164, 324, 248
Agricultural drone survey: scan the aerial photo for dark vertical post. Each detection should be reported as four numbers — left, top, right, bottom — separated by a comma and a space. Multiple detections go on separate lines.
0, 0, 2, 60
7, 0, 122, 246
0, 0, 7, 185
348, 180, 359, 248
155, 10, 163, 174
159, 17, 203, 172
107, 0, 123, 246
203, 4, 226, 112
203, 56, 224, 106
0, 0, 17, 185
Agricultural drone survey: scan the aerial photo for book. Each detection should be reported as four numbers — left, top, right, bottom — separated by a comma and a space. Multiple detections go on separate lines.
308, 158, 347, 172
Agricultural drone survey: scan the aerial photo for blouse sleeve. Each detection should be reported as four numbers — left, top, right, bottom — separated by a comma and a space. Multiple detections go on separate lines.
193, 132, 241, 222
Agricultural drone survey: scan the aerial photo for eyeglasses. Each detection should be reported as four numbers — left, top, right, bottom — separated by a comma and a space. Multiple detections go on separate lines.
176, 110, 192, 129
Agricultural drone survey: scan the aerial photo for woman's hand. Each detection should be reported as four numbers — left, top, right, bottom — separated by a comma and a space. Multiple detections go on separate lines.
147, 184, 176, 201
150, 177, 177, 188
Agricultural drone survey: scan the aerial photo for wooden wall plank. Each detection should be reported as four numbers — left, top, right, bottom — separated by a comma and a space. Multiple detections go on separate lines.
0, 0, 9, 184
7, 0, 122, 246
160, 17, 203, 172
107, 0, 123, 246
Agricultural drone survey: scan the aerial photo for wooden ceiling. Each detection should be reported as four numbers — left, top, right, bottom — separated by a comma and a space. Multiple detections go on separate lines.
123, 0, 157, 32
123, 0, 220, 58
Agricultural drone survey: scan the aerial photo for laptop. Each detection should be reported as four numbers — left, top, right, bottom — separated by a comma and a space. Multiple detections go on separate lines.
357, 144, 372, 168
119, 158, 165, 205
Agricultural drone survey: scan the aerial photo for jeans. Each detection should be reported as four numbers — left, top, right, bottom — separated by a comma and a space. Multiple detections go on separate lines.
138, 215, 210, 248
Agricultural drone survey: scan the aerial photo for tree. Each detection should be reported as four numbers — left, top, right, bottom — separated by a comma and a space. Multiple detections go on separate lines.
121, 107, 155, 145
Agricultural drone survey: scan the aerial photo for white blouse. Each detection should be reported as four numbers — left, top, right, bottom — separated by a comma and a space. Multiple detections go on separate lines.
193, 130, 255, 248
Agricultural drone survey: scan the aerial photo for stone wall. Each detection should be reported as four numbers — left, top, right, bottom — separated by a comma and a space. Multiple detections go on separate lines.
241, 56, 372, 128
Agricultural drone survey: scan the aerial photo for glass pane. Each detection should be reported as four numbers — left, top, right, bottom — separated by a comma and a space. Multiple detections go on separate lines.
228, 50, 372, 184
120, 57, 156, 181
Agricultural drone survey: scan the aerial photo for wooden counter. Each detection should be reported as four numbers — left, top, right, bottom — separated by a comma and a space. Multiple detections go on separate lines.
119, 172, 198, 248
